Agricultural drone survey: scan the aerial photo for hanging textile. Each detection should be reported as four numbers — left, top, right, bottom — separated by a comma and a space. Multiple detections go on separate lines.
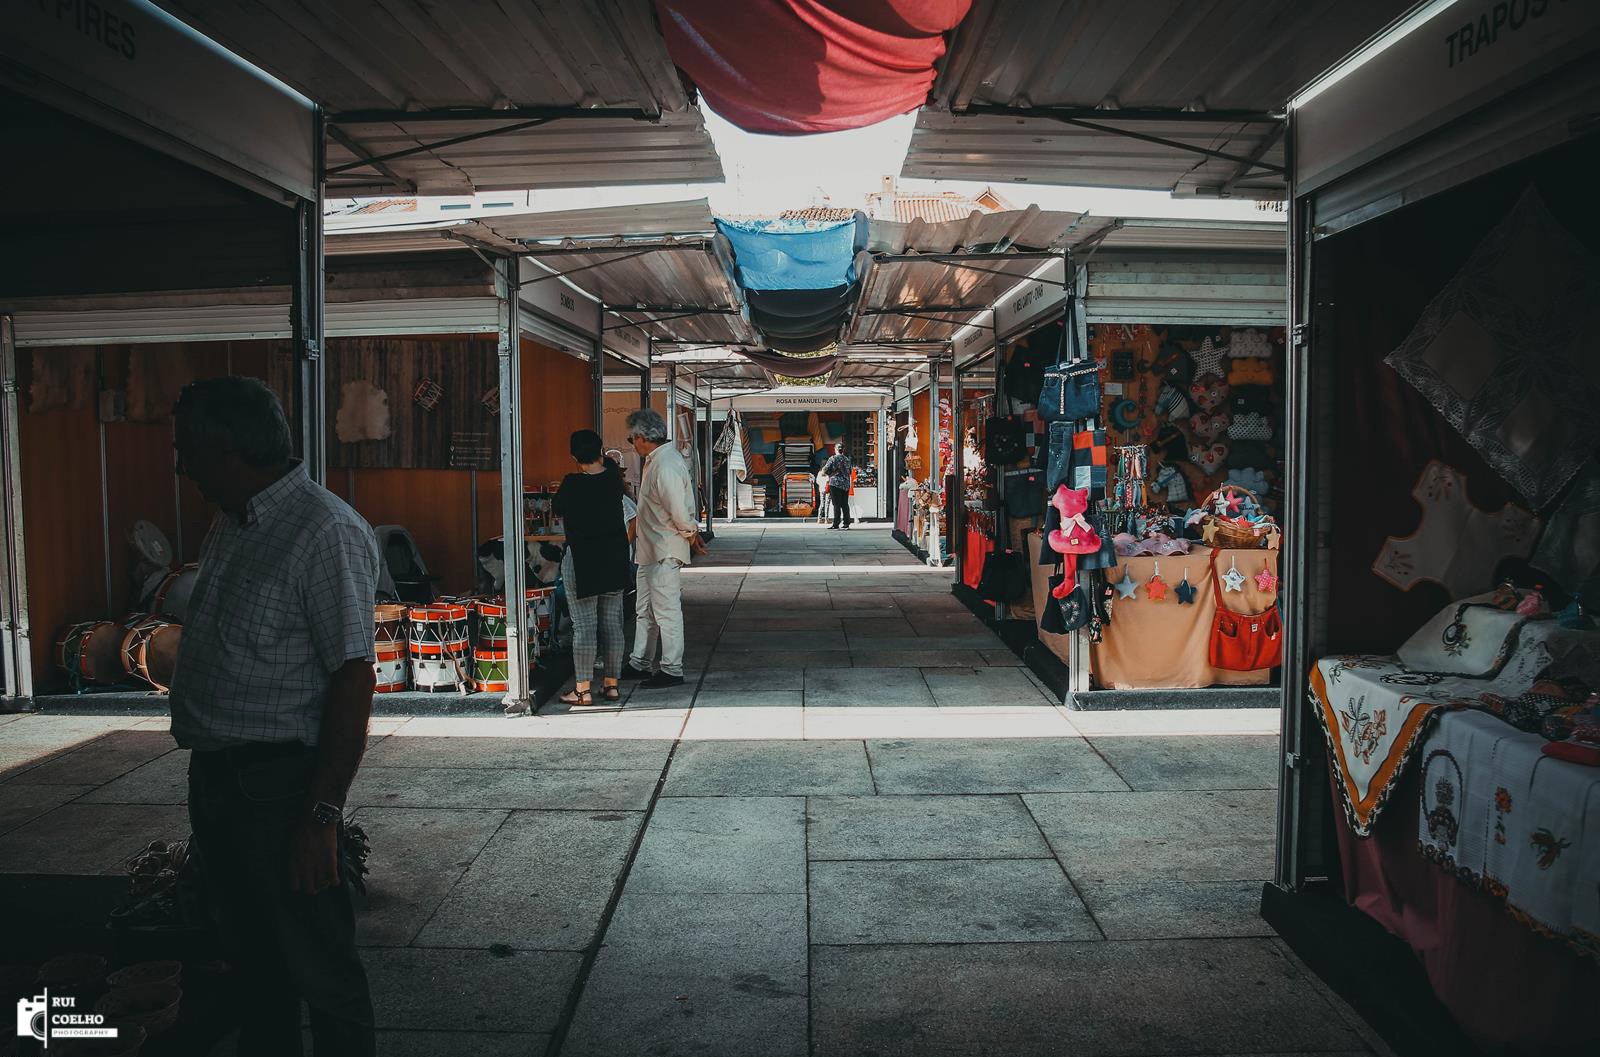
716, 216, 867, 290
654, 0, 972, 135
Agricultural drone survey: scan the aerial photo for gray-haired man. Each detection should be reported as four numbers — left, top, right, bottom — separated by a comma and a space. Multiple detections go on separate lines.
171, 377, 378, 1056
620, 408, 701, 688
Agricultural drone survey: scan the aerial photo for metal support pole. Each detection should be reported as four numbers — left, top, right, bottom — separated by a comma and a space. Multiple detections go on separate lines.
591, 332, 605, 434
951, 352, 965, 584
495, 256, 531, 712
665, 365, 678, 442
641, 338, 653, 409
926, 355, 943, 566
0, 316, 33, 701
293, 108, 328, 484
1067, 266, 1093, 705
701, 386, 714, 536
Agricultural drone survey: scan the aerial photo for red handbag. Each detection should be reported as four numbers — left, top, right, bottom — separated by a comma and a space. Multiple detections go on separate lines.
1208, 551, 1283, 671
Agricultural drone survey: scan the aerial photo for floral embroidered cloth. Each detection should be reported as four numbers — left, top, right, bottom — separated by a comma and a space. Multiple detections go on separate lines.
1311, 617, 1600, 835
1415, 709, 1600, 960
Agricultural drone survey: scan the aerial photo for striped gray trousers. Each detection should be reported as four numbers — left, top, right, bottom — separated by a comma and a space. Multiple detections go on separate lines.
562, 548, 625, 682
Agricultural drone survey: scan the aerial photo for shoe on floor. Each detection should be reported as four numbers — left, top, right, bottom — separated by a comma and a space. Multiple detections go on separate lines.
619, 663, 653, 680
640, 672, 686, 689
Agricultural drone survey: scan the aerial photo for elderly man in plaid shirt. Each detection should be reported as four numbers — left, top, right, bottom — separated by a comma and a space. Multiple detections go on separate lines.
170, 377, 379, 1056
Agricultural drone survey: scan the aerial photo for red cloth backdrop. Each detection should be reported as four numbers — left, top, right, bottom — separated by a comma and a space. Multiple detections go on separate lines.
654, 0, 971, 134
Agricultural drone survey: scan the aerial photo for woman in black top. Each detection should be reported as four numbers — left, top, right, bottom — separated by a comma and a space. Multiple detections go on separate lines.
553, 430, 630, 705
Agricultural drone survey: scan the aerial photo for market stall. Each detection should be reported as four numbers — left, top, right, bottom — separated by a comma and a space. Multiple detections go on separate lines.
1265, 6, 1600, 1054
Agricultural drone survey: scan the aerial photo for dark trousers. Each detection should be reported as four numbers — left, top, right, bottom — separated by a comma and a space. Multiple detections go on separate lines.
828, 485, 852, 528
188, 744, 375, 1057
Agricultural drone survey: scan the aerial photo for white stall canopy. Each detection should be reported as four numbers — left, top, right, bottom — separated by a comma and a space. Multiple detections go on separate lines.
3, 0, 316, 202
901, 0, 1413, 197
151, 0, 724, 195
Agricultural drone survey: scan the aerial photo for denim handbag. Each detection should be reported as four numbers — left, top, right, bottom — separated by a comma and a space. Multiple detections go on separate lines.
1040, 360, 1101, 422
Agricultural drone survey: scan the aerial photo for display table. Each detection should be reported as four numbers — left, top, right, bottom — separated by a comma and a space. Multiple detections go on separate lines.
1090, 547, 1279, 690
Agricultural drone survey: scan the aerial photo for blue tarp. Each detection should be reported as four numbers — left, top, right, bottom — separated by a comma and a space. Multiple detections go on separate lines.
715, 214, 867, 291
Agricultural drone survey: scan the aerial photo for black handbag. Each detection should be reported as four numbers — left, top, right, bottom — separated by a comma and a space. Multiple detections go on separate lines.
977, 549, 1029, 603
985, 416, 1027, 465
1002, 469, 1045, 519
1043, 577, 1092, 632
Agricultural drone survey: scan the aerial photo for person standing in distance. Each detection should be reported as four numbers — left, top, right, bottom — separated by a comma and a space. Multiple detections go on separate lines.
170, 377, 378, 1056
821, 441, 854, 530
620, 408, 702, 688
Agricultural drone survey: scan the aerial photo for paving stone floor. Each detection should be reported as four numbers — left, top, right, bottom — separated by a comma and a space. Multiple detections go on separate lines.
0, 522, 1390, 1057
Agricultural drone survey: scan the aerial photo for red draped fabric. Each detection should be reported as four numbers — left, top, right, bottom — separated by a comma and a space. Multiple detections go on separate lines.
653, 0, 971, 134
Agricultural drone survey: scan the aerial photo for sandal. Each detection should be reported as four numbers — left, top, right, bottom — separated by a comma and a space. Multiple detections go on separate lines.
603, 685, 621, 702
558, 688, 593, 707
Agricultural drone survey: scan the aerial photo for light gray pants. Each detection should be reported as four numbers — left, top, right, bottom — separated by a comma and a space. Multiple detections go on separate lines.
627, 557, 685, 677
562, 548, 624, 682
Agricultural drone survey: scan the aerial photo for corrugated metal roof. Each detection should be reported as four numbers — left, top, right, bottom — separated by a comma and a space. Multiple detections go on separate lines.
845, 252, 1054, 345
1086, 217, 1284, 253
867, 207, 1092, 254
902, 109, 1287, 198
779, 208, 860, 222
525, 237, 759, 348
155, 0, 723, 194
903, 0, 1410, 195
325, 200, 717, 254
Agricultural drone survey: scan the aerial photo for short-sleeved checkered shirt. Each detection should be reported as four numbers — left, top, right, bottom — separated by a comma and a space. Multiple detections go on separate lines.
170, 462, 379, 750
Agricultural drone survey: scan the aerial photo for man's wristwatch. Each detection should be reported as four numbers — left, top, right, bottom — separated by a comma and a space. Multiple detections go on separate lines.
310, 801, 342, 826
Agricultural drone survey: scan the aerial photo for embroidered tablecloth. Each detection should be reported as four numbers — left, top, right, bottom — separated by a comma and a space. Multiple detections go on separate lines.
1311, 618, 1599, 835
1415, 710, 1600, 960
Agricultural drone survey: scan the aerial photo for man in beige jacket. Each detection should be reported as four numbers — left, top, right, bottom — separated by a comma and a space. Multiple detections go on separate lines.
620, 408, 701, 688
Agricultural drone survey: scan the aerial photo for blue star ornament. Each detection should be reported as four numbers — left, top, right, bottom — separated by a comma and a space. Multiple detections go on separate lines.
1113, 568, 1139, 599
1175, 577, 1197, 605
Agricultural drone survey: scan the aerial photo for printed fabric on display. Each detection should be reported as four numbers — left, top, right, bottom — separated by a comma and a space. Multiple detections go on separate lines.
961, 531, 992, 590
1069, 429, 1109, 493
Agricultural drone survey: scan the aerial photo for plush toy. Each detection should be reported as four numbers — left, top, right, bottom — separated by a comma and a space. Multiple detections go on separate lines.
1047, 486, 1102, 599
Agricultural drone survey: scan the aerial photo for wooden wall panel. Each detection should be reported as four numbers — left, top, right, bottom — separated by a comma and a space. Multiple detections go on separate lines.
334, 468, 481, 596
911, 391, 932, 481
325, 334, 498, 470
520, 338, 595, 487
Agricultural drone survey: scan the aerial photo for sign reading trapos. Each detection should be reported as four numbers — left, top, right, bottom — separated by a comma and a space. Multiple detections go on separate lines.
722, 388, 889, 412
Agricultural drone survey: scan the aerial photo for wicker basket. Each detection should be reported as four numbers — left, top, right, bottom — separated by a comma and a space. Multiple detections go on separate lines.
1202, 483, 1275, 549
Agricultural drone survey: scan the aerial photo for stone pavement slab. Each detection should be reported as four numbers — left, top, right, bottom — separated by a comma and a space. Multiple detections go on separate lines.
680, 706, 805, 740
920, 667, 1056, 708
810, 939, 1367, 1057
850, 649, 990, 668
807, 794, 1050, 861
365, 946, 580, 1034
1084, 734, 1280, 791
1077, 880, 1276, 940
1024, 789, 1277, 883
347, 766, 659, 811
416, 809, 642, 951
629, 796, 805, 895
664, 740, 875, 796
77, 749, 191, 804
803, 667, 933, 708
865, 738, 1127, 794
351, 807, 507, 946
0, 802, 189, 874
562, 892, 808, 1057
360, 735, 672, 772
373, 1031, 545, 1056
809, 859, 1100, 945
0, 782, 95, 836
2, 729, 175, 786
697, 668, 805, 693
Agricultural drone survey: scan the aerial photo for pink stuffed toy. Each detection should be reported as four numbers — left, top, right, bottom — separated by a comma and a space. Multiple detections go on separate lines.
1046, 486, 1101, 600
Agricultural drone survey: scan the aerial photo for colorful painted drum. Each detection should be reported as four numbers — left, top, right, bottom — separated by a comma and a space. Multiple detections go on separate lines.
473, 598, 510, 648
407, 603, 469, 659
410, 655, 466, 693
56, 620, 126, 687
374, 603, 410, 692
472, 648, 510, 693
151, 564, 201, 623
120, 615, 181, 692
374, 656, 408, 693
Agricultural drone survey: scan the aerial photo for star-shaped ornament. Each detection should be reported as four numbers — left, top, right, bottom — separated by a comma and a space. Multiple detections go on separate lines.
1254, 564, 1279, 593
1147, 571, 1168, 602
1113, 568, 1139, 599
1201, 521, 1220, 545
1175, 574, 1197, 605
1221, 557, 1247, 593
1225, 491, 1244, 515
